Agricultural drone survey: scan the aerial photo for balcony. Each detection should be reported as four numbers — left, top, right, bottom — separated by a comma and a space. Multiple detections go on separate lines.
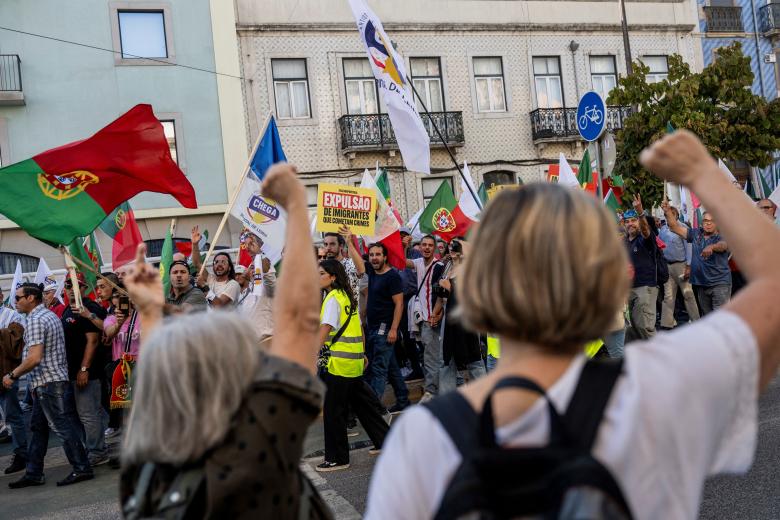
703, 6, 744, 33
759, 3, 780, 37
339, 111, 464, 152
530, 106, 631, 143
0, 55, 24, 106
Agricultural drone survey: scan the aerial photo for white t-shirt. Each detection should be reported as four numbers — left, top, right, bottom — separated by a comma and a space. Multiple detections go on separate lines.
321, 295, 342, 331
366, 311, 759, 520
412, 257, 441, 322
209, 276, 241, 305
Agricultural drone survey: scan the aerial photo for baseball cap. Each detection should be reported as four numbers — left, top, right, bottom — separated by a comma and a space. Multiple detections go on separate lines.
622, 209, 638, 220
235, 265, 247, 275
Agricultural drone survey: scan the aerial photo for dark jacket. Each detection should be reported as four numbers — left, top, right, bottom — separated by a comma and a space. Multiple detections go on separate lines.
0, 322, 25, 377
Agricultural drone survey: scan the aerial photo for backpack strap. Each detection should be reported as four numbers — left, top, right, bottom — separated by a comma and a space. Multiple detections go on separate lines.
564, 358, 624, 451
422, 391, 479, 455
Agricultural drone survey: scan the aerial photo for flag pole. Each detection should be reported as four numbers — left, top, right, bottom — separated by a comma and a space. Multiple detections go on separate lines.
199, 112, 273, 276
60, 247, 83, 309
405, 75, 483, 211
59, 244, 128, 297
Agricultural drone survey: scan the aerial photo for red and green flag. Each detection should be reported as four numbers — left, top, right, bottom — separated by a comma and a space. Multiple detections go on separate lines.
99, 201, 143, 270
0, 104, 197, 246
604, 188, 622, 220
67, 233, 102, 297
478, 182, 488, 205
375, 168, 403, 224
577, 149, 598, 194
419, 180, 473, 242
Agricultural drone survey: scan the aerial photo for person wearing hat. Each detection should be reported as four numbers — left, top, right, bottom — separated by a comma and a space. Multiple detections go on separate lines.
61, 273, 109, 466
238, 231, 276, 344
42, 281, 66, 318
623, 194, 660, 339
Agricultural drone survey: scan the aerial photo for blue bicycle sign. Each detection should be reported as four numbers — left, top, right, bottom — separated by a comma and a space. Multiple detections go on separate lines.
576, 91, 606, 142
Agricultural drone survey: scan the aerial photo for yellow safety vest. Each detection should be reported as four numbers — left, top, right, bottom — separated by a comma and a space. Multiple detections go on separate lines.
321, 289, 364, 378
486, 334, 501, 359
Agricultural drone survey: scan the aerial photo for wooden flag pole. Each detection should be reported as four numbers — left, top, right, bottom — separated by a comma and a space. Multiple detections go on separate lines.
199, 112, 274, 277
405, 75, 482, 211
60, 247, 84, 309
59, 245, 128, 297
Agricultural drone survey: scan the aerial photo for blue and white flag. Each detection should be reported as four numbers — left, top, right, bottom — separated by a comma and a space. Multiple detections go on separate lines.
230, 117, 288, 264
348, 0, 431, 174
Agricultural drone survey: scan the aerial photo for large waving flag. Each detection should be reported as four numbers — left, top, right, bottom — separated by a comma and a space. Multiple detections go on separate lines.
230, 117, 288, 264
375, 167, 403, 224
360, 169, 406, 269
0, 104, 196, 246
99, 202, 143, 270
419, 179, 474, 242
349, 0, 431, 174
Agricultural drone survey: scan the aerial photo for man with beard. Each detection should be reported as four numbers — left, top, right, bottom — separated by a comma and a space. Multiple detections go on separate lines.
238, 232, 276, 344
322, 227, 365, 303
623, 194, 660, 339
166, 261, 207, 312
192, 227, 241, 308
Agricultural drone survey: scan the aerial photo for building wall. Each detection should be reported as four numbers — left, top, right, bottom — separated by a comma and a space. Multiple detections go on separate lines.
237, 0, 698, 222
0, 0, 247, 272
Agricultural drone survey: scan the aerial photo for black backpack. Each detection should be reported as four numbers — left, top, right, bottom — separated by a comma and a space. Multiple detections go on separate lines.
423, 358, 632, 520
654, 241, 669, 286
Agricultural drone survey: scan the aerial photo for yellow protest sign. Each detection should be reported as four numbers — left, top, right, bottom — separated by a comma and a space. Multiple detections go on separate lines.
486, 183, 522, 200
316, 183, 376, 235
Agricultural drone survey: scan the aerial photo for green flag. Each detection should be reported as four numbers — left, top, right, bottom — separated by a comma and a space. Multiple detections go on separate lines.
577, 149, 593, 189
419, 180, 468, 241
376, 168, 391, 202
604, 188, 621, 217
758, 171, 773, 198
160, 225, 174, 297
478, 182, 488, 205
68, 236, 98, 294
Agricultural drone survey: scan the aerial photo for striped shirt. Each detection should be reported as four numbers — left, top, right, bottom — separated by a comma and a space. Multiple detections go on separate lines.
0, 306, 24, 329
23, 304, 69, 388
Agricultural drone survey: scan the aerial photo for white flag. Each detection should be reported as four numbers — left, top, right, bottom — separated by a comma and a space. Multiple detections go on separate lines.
7, 260, 22, 305
718, 159, 737, 183
405, 207, 425, 241
348, 0, 431, 174
360, 169, 400, 242
557, 153, 581, 189
230, 174, 287, 265
458, 162, 481, 221
34, 258, 56, 288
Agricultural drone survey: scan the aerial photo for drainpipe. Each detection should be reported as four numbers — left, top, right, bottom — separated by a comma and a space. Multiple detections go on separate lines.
569, 40, 581, 100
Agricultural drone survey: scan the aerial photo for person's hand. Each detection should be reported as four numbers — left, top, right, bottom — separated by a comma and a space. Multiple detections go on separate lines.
684, 265, 691, 280
115, 309, 127, 326
439, 278, 451, 291
76, 370, 88, 389
632, 193, 644, 215
660, 199, 671, 215
338, 225, 353, 243
261, 256, 272, 273
2, 375, 12, 389
402, 234, 412, 249
261, 163, 304, 210
388, 327, 398, 345
196, 270, 208, 288
124, 245, 164, 315
701, 245, 714, 259
78, 306, 91, 319
191, 225, 201, 246
430, 309, 442, 327
639, 130, 718, 187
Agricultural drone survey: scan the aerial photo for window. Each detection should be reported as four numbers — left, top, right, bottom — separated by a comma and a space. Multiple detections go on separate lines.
410, 58, 444, 112
642, 56, 668, 83
272, 59, 311, 120
421, 177, 453, 206
590, 56, 617, 100
473, 57, 507, 113
533, 57, 564, 108
343, 58, 380, 115
483, 171, 516, 190
159, 120, 178, 165
305, 185, 318, 220
0, 253, 38, 275
118, 11, 167, 58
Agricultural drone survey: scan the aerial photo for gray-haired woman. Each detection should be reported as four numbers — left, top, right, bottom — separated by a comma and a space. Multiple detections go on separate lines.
119, 164, 332, 519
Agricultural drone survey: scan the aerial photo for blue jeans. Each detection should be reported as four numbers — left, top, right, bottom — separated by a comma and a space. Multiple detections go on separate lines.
603, 328, 626, 358
0, 379, 27, 456
486, 354, 499, 372
439, 358, 487, 395
72, 379, 107, 458
27, 381, 91, 480
366, 327, 409, 407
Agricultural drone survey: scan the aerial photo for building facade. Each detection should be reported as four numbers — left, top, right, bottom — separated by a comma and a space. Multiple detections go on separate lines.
0, 0, 248, 275
696, 0, 780, 190
236, 0, 700, 223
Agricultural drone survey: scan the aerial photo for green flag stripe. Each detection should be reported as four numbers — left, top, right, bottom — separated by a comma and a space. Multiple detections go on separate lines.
419, 181, 458, 234
0, 159, 107, 245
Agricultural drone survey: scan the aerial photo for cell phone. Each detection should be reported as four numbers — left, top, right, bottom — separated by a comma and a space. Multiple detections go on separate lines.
118, 296, 130, 313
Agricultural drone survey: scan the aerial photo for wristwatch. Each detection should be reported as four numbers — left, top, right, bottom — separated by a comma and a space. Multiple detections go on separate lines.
89, 313, 97, 320
80, 366, 89, 373
7, 371, 17, 381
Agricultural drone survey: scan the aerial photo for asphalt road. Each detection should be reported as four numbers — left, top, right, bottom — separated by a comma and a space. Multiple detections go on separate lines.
1, 375, 778, 519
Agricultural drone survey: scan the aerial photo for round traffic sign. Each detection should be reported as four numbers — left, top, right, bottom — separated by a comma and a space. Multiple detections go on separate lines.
576, 91, 606, 142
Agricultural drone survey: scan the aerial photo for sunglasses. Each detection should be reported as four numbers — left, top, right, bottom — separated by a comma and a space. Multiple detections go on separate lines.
317, 255, 326, 259
15, 294, 28, 302
759, 205, 774, 210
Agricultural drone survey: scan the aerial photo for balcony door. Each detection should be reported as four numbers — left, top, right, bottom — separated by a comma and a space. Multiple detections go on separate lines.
344, 58, 382, 115
533, 57, 564, 109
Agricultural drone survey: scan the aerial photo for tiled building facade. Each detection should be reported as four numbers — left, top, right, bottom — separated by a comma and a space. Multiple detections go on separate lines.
237, 0, 700, 222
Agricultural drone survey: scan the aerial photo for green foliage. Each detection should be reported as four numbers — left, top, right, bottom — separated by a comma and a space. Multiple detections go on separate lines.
607, 43, 780, 207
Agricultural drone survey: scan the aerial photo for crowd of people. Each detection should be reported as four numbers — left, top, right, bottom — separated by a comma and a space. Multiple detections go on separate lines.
0, 132, 778, 519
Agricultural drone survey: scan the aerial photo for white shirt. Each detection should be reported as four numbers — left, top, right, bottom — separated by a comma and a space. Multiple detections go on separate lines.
321, 295, 342, 330
238, 274, 276, 342
208, 276, 241, 305
366, 311, 759, 520
412, 257, 441, 322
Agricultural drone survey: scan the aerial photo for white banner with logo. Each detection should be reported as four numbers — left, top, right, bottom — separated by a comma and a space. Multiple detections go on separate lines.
230, 175, 287, 264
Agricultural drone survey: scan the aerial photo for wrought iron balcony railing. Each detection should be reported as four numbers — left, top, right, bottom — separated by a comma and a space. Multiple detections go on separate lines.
339, 111, 464, 151
529, 106, 631, 142
0, 55, 22, 92
703, 6, 744, 33
759, 3, 780, 35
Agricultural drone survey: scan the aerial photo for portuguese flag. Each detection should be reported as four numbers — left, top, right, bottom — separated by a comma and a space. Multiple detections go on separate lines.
375, 168, 403, 224
0, 104, 197, 246
99, 202, 143, 270
577, 149, 598, 194
419, 180, 473, 242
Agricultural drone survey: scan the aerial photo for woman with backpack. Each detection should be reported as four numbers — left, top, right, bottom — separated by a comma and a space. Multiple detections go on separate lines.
316, 259, 389, 472
366, 131, 780, 519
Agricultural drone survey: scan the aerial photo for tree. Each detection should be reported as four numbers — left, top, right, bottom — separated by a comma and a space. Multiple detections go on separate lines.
607, 43, 780, 207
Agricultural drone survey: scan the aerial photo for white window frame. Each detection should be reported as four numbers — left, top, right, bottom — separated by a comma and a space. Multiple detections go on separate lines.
410, 57, 445, 113
472, 57, 507, 113
642, 55, 669, 84
419, 176, 454, 208
533, 56, 565, 109
154, 112, 185, 172
109, 2, 175, 66
342, 57, 381, 115
589, 55, 618, 101
271, 58, 312, 121
305, 185, 318, 222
